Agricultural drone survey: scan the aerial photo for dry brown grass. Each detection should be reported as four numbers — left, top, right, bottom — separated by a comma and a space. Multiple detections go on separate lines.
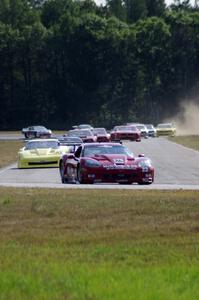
0, 141, 24, 168
170, 135, 199, 151
0, 131, 21, 134
0, 188, 198, 248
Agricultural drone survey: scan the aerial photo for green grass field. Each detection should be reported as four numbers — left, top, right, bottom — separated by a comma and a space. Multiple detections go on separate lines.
0, 188, 198, 300
170, 135, 199, 151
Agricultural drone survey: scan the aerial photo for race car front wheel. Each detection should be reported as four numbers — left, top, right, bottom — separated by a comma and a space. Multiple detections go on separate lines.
77, 166, 93, 184
77, 166, 85, 184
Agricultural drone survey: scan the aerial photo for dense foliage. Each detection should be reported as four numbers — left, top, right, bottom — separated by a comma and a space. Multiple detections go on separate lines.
0, 0, 199, 129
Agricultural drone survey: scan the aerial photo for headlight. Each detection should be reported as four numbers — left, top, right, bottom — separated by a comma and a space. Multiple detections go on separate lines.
138, 159, 152, 168
84, 159, 101, 168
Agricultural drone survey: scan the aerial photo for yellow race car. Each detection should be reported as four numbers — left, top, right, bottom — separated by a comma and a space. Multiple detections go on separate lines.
156, 123, 176, 137
18, 139, 68, 168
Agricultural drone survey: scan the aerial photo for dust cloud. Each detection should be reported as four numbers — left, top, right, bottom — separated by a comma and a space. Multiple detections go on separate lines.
166, 101, 199, 135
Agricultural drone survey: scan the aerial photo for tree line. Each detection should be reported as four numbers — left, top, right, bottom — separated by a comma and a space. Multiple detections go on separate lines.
0, 0, 199, 129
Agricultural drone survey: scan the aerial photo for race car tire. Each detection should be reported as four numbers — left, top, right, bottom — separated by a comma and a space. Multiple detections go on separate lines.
77, 166, 85, 184
26, 132, 36, 139
77, 166, 93, 184
60, 162, 67, 183
138, 181, 152, 185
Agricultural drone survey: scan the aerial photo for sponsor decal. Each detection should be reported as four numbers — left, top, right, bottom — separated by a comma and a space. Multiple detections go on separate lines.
103, 165, 137, 170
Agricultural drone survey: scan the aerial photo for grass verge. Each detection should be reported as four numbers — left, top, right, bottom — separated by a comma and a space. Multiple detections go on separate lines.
170, 135, 199, 151
0, 188, 198, 300
0, 141, 23, 168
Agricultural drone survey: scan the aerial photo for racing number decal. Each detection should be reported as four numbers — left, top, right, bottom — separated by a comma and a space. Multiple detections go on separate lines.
113, 158, 124, 164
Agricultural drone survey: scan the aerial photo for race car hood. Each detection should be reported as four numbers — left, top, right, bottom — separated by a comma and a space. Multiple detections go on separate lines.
115, 130, 133, 134
156, 128, 174, 131
89, 154, 134, 164
23, 148, 61, 157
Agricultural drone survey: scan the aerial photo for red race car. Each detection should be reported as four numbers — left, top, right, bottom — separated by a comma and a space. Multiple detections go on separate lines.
59, 143, 154, 184
93, 128, 110, 142
110, 126, 141, 142
67, 129, 97, 143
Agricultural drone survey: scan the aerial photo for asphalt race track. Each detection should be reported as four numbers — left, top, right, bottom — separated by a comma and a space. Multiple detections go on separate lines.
0, 135, 199, 190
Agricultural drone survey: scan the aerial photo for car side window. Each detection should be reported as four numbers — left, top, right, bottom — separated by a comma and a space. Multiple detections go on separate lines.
74, 146, 82, 158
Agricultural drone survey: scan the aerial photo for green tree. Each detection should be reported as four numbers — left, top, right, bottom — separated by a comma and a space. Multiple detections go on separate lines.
133, 17, 171, 120
170, 0, 192, 10
106, 0, 126, 21
165, 11, 199, 97
0, 0, 38, 28
41, 0, 76, 28
145, 0, 166, 17
124, 0, 147, 23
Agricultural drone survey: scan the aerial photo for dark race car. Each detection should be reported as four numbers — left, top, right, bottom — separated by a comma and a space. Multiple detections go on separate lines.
67, 129, 97, 143
93, 128, 110, 142
145, 124, 157, 137
58, 136, 83, 153
135, 124, 149, 138
22, 125, 52, 139
59, 143, 154, 184
110, 126, 141, 142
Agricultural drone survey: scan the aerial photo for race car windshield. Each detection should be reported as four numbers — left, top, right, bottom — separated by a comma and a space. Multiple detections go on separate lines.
78, 125, 92, 129
33, 126, 47, 131
84, 145, 133, 156
157, 124, 172, 128
129, 126, 137, 131
93, 128, 106, 134
60, 137, 82, 143
25, 141, 59, 150
114, 126, 133, 131
136, 125, 145, 130
68, 130, 93, 137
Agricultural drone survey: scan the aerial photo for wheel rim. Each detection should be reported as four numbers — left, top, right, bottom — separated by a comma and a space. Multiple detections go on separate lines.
28, 133, 35, 138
